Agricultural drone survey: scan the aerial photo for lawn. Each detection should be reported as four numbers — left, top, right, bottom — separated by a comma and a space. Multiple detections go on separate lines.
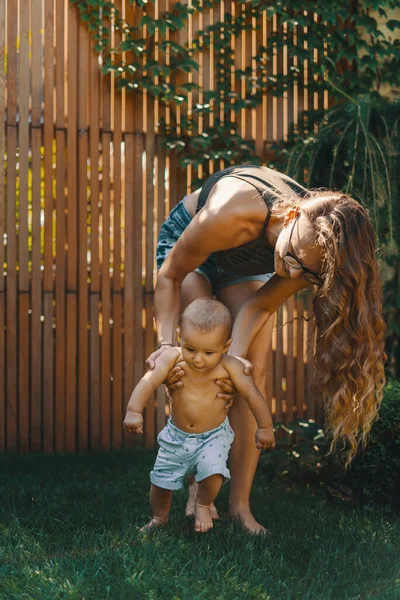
0, 448, 399, 600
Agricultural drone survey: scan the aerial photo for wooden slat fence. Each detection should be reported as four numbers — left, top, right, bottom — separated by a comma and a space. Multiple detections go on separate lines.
0, 0, 323, 454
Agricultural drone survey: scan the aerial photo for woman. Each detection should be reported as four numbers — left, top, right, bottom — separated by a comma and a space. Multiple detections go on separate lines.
146, 164, 386, 534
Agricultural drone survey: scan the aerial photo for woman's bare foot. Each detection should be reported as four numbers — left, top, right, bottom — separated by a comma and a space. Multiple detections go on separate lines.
139, 516, 167, 533
195, 503, 213, 533
185, 482, 219, 519
229, 506, 270, 535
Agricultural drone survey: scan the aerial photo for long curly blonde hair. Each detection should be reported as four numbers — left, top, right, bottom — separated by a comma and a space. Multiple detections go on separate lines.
272, 187, 387, 465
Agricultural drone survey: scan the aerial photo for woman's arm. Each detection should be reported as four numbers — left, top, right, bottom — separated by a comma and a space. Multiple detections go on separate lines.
229, 274, 312, 358
147, 180, 263, 368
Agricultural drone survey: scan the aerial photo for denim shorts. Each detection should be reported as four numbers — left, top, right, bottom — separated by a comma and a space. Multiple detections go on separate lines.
156, 198, 273, 294
150, 416, 235, 491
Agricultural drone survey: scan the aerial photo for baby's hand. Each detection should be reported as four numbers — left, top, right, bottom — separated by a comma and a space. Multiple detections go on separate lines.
123, 411, 144, 434
255, 427, 275, 450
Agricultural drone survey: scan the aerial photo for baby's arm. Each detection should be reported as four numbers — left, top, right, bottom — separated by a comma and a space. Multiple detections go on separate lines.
123, 347, 181, 433
222, 355, 275, 450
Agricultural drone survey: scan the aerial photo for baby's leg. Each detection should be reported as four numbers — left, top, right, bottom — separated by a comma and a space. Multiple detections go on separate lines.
185, 475, 219, 519
195, 474, 223, 533
140, 484, 173, 532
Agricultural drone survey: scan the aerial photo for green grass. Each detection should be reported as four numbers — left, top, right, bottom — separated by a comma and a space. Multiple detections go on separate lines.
0, 449, 399, 600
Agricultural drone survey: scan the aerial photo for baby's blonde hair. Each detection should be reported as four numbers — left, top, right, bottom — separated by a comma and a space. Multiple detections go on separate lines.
179, 298, 232, 339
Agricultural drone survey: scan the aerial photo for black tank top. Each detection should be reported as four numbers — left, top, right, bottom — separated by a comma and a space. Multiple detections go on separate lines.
196, 165, 308, 276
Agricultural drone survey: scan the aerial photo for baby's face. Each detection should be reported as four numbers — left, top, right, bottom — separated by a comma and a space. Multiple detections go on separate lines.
179, 323, 231, 372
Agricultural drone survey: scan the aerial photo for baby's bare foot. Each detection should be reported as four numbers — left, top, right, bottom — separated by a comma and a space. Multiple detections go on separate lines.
195, 503, 213, 533
139, 516, 167, 533
209, 503, 219, 520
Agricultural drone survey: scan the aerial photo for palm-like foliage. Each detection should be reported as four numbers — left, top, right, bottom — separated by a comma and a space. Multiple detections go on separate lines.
272, 95, 400, 377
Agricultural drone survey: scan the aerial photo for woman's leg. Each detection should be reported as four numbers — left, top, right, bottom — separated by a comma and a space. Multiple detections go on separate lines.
217, 281, 275, 534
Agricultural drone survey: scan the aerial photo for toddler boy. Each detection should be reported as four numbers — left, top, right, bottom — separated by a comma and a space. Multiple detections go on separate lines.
123, 298, 275, 533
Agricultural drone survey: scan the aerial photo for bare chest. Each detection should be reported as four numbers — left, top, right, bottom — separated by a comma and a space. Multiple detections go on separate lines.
172, 364, 228, 404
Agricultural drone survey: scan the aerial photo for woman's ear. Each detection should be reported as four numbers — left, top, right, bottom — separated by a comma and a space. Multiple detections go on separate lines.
283, 205, 300, 226
224, 338, 232, 353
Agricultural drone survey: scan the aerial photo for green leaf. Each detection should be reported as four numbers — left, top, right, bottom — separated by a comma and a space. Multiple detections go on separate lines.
386, 19, 400, 32
182, 82, 201, 92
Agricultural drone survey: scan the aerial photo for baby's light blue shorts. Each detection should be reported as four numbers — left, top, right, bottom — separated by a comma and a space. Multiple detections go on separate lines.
150, 417, 235, 491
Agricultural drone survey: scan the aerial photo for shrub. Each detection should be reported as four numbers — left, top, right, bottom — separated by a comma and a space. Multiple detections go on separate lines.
262, 380, 400, 511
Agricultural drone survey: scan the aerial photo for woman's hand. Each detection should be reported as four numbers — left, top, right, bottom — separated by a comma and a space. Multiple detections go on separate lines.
163, 359, 186, 390
216, 358, 253, 410
145, 344, 176, 370
215, 378, 235, 410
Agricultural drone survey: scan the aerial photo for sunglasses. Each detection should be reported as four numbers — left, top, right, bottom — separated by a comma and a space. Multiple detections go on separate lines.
283, 214, 323, 287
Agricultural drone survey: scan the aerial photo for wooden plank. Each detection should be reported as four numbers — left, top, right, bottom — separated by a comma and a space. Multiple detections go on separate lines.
89, 295, 100, 449
77, 15, 89, 452
66, 1, 79, 453
18, 0, 30, 453
195, 0, 204, 183
89, 38, 101, 451
6, 0, 18, 451
271, 307, 277, 417
295, 296, 305, 419
274, 13, 283, 143
112, 292, 123, 447
155, 136, 167, 434
274, 305, 284, 423
55, 0, 66, 453
123, 132, 134, 448
144, 44, 156, 447
100, 17, 112, 450
254, 8, 264, 158
302, 10, 310, 136
285, 295, 295, 422
30, 3, 44, 451
43, 0, 55, 453
239, 3, 247, 140
265, 10, 274, 161
306, 290, 316, 420
265, 315, 274, 416
0, 0, 5, 298
245, 6, 252, 141
123, 133, 144, 448
125, 1, 145, 448
0, 294, 4, 450
30, 0, 43, 450
101, 133, 111, 450
133, 132, 145, 436
261, 10, 268, 162
0, 0, 5, 451
121, 2, 132, 448
30, 126, 42, 452
6, 129, 18, 450
43, 294, 53, 452
282, 20, 289, 143
112, 28, 123, 448
17, 292, 30, 454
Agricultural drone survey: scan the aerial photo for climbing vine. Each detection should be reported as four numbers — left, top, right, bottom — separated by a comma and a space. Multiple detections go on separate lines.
72, 0, 400, 186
